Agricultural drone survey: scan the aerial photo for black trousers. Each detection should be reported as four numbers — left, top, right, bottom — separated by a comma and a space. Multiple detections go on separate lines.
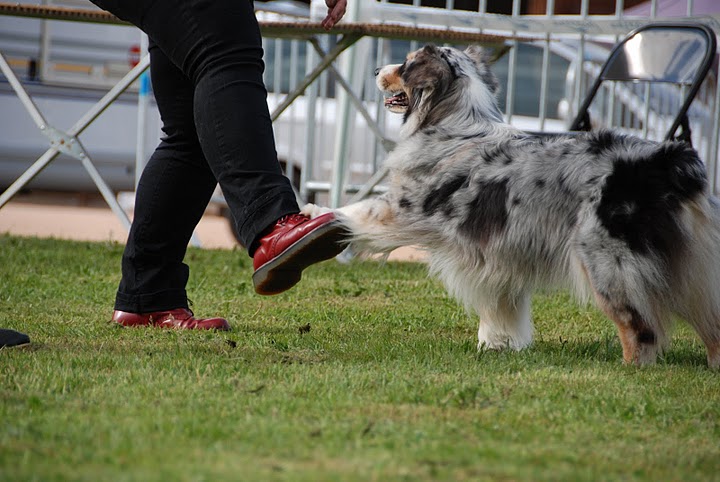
90, 0, 300, 312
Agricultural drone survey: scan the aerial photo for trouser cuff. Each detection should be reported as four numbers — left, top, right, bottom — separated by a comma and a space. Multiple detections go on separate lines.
114, 289, 189, 313
237, 186, 299, 256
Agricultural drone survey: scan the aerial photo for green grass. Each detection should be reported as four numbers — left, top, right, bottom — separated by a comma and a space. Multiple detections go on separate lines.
1, 234, 719, 481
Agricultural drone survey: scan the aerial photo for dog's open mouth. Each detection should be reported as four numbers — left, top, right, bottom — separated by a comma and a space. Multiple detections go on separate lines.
384, 91, 408, 113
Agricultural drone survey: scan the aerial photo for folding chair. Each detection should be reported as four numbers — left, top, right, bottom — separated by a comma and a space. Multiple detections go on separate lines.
569, 22, 717, 146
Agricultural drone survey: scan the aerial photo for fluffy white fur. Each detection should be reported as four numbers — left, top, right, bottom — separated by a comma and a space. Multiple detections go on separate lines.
303, 44, 720, 368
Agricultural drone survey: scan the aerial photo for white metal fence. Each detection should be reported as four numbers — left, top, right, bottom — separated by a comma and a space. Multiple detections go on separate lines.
269, 0, 720, 204
1, 0, 719, 216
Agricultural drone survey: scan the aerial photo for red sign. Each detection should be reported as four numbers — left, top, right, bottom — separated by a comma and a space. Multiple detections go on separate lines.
128, 44, 141, 68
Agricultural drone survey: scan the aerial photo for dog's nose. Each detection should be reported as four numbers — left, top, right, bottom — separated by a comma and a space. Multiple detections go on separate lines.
374, 67, 380, 76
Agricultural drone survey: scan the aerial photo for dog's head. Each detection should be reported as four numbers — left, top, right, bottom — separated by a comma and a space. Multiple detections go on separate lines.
375, 45, 503, 135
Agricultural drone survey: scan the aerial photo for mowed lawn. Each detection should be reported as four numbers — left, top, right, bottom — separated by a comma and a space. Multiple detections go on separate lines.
1, 234, 719, 481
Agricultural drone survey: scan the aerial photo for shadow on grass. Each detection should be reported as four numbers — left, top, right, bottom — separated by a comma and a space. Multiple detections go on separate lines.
470, 335, 709, 368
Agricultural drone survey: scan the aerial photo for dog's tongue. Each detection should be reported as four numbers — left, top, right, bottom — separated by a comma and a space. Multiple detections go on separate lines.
384, 92, 408, 108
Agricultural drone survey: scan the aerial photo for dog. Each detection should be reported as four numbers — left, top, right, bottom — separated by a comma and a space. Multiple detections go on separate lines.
302, 44, 720, 368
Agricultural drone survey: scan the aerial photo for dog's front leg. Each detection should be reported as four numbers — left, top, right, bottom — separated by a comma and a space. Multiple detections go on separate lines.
301, 200, 388, 221
476, 292, 534, 351
300, 203, 334, 219
301, 198, 396, 229
301, 198, 401, 254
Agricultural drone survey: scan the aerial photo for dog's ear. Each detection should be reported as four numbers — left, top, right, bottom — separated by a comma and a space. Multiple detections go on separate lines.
465, 45, 500, 96
464, 46, 492, 66
466, 44, 512, 63
422, 44, 441, 57
402, 44, 453, 91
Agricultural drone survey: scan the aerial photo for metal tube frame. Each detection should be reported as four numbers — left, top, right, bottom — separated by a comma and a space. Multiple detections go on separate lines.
2, 1, 719, 220
0, 50, 151, 230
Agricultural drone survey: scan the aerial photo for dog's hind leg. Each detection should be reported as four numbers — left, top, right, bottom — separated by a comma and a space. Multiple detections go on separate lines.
697, 333, 720, 369
675, 303, 720, 369
707, 342, 720, 369
577, 255, 667, 365
574, 224, 672, 365
671, 240, 720, 369
476, 291, 533, 351
590, 292, 663, 365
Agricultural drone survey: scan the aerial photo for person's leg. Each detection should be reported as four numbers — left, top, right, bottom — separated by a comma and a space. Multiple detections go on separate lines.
92, 0, 346, 296
93, 0, 299, 250
114, 40, 217, 313
112, 41, 230, 330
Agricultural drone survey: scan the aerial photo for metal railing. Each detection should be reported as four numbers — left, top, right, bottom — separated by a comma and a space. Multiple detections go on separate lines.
0, 0, 513, 225
1, 0, 719, 234
279, 0, 720, 200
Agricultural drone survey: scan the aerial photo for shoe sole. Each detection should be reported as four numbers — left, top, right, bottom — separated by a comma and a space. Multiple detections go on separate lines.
252, 220, 349, 295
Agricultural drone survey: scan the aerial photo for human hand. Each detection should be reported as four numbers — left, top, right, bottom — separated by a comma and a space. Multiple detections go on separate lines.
321, 0, 347, 30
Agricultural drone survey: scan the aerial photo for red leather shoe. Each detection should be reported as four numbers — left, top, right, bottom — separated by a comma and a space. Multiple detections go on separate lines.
111, 308, 230, 331
252, 212, 347, 295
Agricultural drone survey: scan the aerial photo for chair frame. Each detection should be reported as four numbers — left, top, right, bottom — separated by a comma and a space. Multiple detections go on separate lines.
568, 22, 717, 144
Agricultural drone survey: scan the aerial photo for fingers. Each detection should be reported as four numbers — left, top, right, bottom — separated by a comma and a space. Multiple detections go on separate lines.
321, 0, 348, 30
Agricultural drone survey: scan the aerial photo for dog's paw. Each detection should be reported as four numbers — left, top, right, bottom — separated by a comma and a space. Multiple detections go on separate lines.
300, 203, 333, 219
477, 317, 533, 352
477, 330, 532, 351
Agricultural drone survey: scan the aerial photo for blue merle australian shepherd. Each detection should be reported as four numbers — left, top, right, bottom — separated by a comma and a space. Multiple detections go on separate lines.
302, 44, 720, 368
